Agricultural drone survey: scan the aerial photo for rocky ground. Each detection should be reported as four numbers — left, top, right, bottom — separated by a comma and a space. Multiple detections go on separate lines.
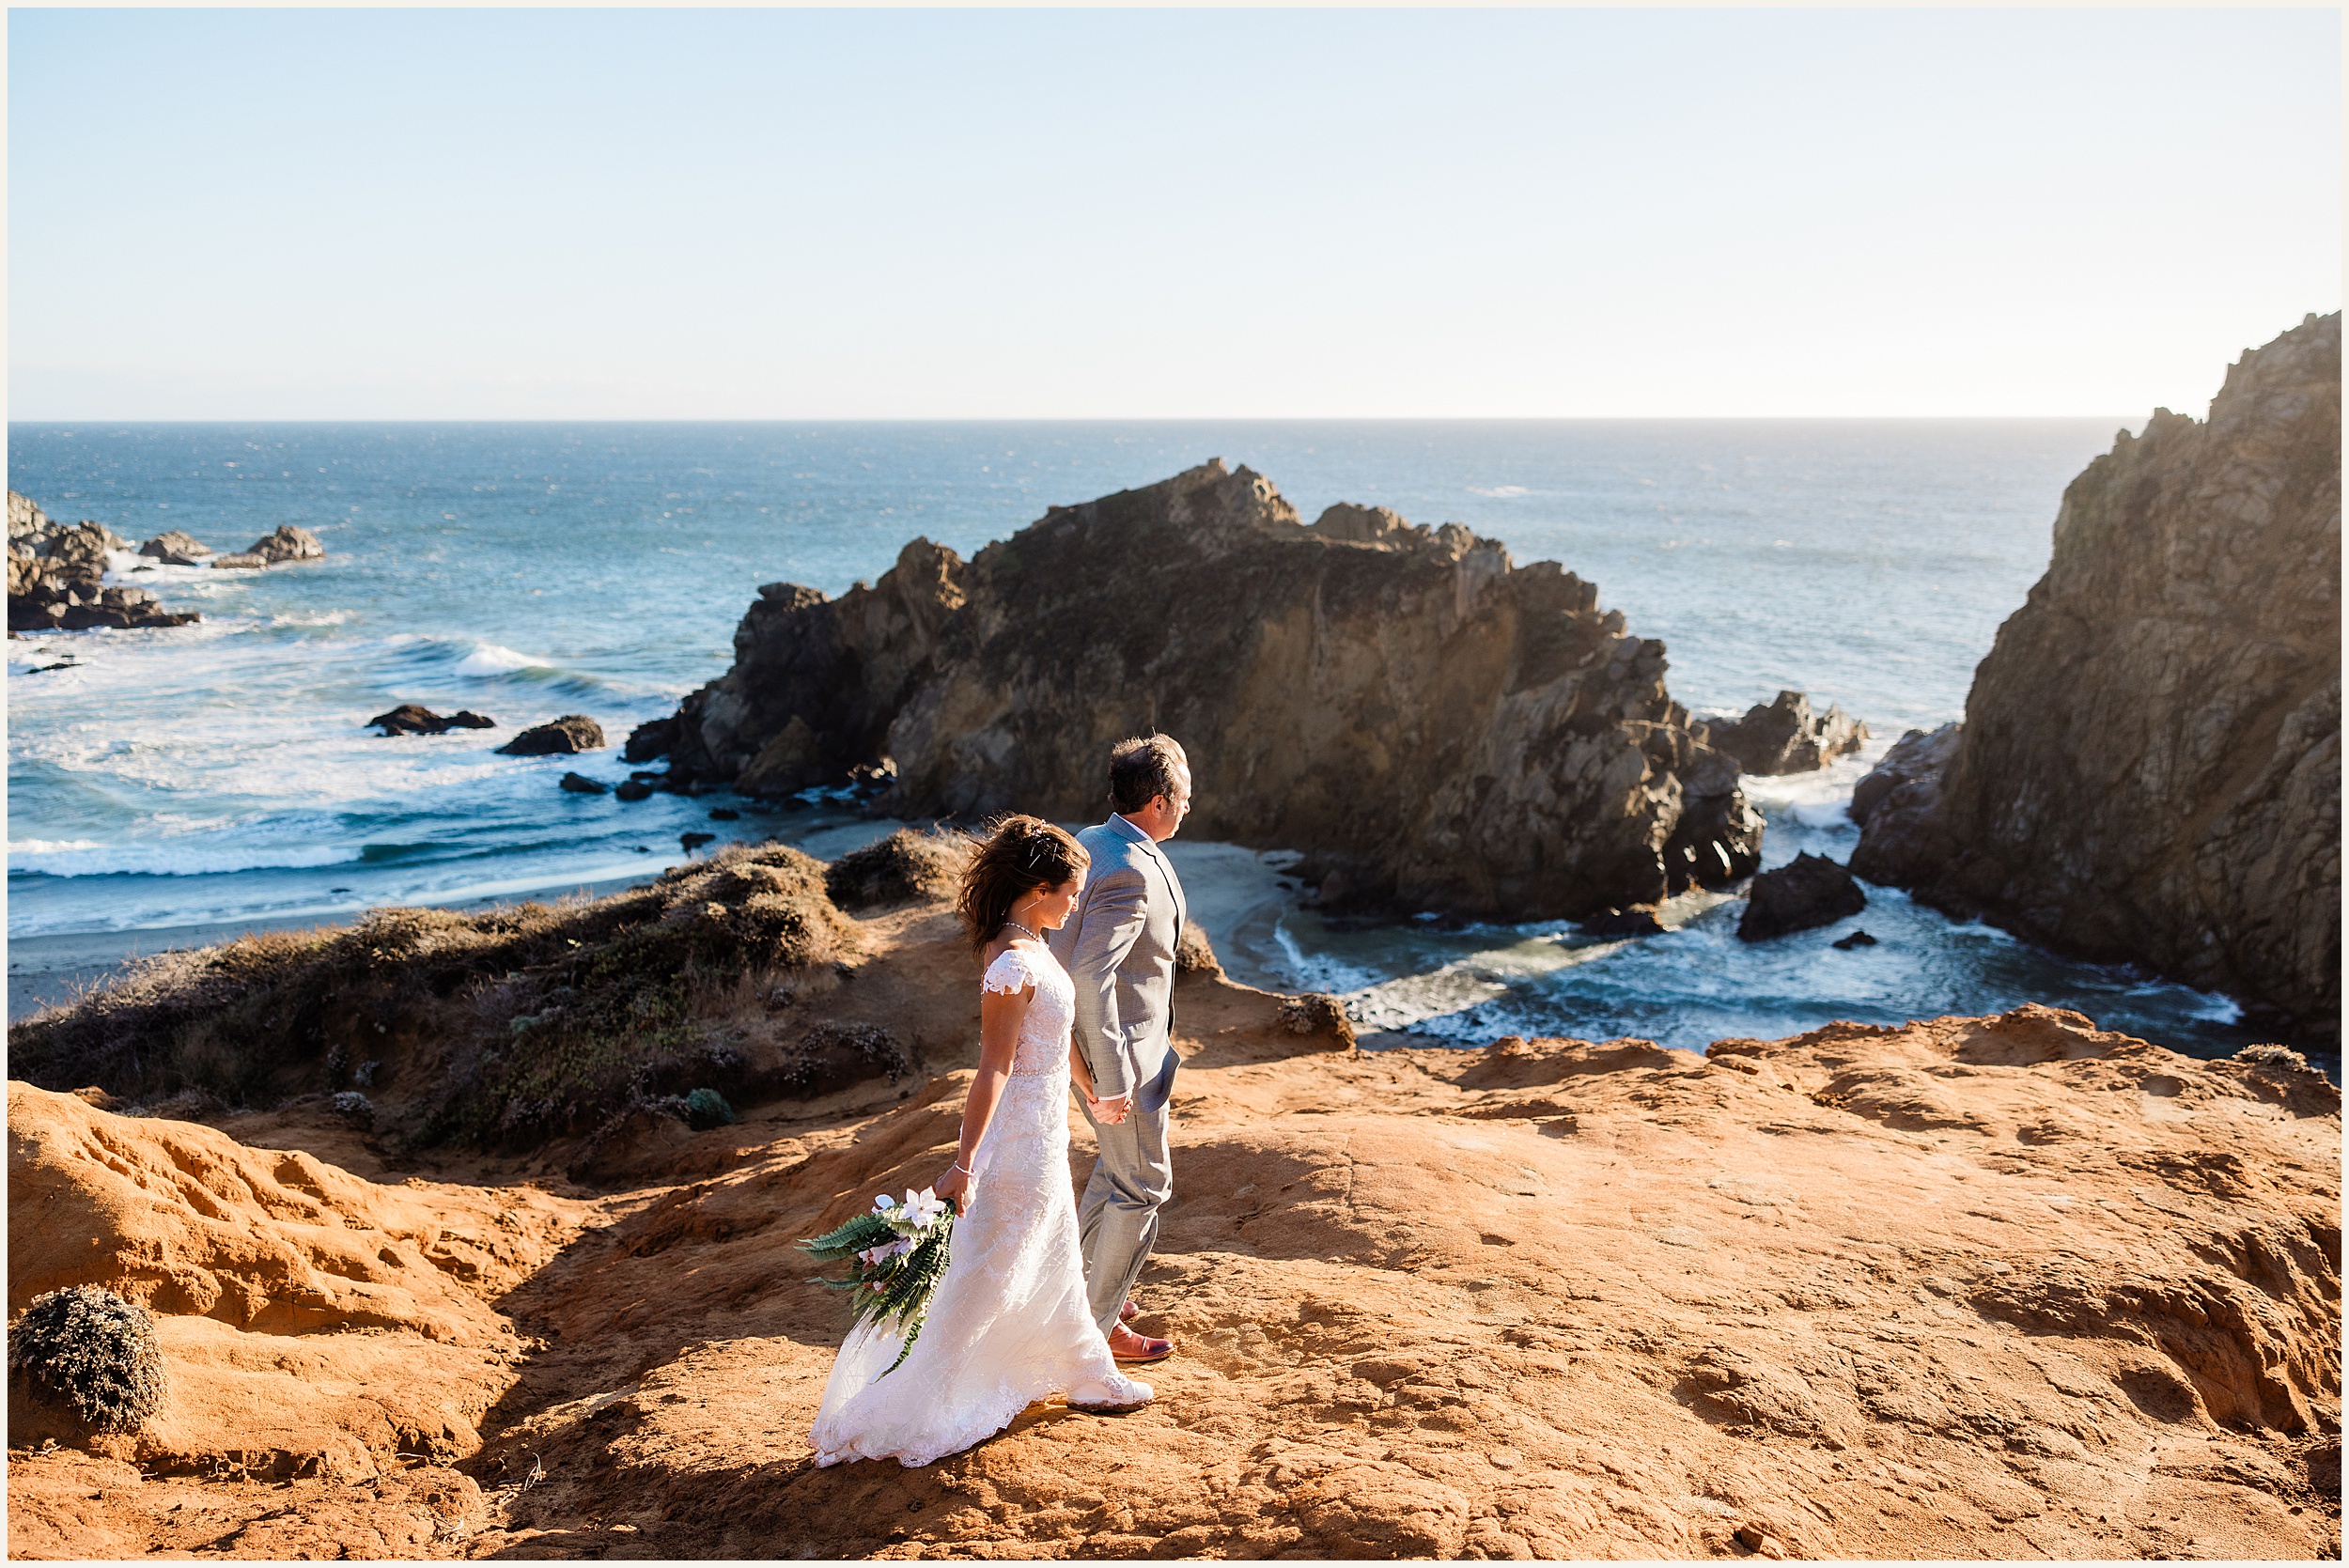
8, 893, 2341, 1560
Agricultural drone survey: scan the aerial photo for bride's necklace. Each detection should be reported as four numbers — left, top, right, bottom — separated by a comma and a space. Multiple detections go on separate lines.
1004, 918, 1040, 941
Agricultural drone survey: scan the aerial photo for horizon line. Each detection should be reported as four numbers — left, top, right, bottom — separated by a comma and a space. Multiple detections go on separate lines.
8, 412, 2149, 427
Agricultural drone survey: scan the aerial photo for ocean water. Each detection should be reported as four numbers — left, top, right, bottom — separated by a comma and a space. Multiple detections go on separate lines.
8, 419, 2306, 1071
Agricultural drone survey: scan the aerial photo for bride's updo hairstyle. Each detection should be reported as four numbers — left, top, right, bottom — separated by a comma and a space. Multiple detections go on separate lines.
957, 815, 1089, 955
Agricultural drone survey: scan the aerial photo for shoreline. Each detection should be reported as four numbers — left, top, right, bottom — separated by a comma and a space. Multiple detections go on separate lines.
12, 816, 2329, 1085
3, 817, 905, 1023
3, 825, 1301, 1024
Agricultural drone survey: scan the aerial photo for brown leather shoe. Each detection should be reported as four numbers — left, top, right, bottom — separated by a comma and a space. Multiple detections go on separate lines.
1118, 1299, 1141, 1324
1108, 1324, 1174, 1363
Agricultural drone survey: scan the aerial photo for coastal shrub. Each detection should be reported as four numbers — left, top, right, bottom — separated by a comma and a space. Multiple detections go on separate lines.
776, 1020, 912, 1098
682, 1087, 737, 1128
1175, 921, 1221, 976
8, 1286, 167, 1434
824, 827, 974, 911
9, 841, 863, 1151
1275, 993, 1359, 1048
629, 1087, 739, 1133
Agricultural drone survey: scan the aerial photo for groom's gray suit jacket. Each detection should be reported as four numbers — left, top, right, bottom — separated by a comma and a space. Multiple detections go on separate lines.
1050, 814, 1187, 1110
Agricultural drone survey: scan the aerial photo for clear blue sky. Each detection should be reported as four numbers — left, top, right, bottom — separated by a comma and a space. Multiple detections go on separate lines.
9, 8, 2340, 419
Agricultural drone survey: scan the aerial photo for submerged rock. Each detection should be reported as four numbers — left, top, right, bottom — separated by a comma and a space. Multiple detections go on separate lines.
244, 525, 325, 564
137, 531, 211, 565
366, 705, 496, 737
1830, 928, 1878, 950
1737, 852, 1866, 941
661, 462, 1763, 921
1702, 690, 1869, 775
496, 715, 606, 755
1851, 313, 2341, 1042
558, 772, 608, 795
1579, 907, 1667, 938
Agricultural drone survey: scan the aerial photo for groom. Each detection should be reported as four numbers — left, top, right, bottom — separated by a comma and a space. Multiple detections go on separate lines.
1050, 733, 1190, 1365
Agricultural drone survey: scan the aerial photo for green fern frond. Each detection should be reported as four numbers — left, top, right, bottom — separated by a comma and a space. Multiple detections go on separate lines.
798, 1211, 897, 1259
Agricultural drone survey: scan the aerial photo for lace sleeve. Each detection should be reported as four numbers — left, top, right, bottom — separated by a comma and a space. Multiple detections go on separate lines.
981, 948, 1036, 996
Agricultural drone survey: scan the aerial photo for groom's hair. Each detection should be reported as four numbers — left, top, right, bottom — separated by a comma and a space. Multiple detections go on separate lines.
1108, 734, 1188, 814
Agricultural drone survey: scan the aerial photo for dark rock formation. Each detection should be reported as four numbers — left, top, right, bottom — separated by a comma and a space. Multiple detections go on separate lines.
496, 715, 606, 755
1737, 852, 1867, 941
7, 492, 199, 633
1852, 313, 2341, 1040
1830, 929, 1878, 951
138, 531, 211, 565
1703, 690, 1869, 775
667, 543, 966, 798
559, 772, 608, 795
1848, 723, 1961, 829
661, 462, 1763, 921
614, 779, 655, 802
366, 706, 496, 737
623, 715, 679, 764
245, 524, 325, 564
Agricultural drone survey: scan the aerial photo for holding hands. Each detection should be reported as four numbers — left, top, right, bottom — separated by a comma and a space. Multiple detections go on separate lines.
1086, 1092, 1133, 1126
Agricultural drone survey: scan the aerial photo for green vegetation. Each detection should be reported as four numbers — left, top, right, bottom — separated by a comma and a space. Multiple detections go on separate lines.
9, 843, 863, 1149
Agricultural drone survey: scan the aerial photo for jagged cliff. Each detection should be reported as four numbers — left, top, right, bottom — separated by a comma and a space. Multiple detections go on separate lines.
1855, 313, 2341, 1041
661, 462, 1761, 918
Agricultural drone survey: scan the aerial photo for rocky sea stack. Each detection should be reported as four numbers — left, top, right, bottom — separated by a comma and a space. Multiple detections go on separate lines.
1701, 689, 1868, 775
1853, 313, 2341, 1043
655, 462, 1761, 919
7, 491, 199, 632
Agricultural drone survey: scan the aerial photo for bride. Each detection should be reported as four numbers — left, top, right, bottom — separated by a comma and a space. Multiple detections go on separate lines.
809, 815, 1156, 1467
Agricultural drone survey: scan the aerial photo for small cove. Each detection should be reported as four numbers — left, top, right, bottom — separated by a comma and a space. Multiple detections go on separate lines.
9, 418, 2311, 1075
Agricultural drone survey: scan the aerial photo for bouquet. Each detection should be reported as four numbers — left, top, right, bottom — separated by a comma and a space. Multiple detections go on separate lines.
800, 1188, 957, 1375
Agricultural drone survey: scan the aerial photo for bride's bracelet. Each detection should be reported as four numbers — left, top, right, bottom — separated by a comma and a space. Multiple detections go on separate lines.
952, 1160, 974, 1177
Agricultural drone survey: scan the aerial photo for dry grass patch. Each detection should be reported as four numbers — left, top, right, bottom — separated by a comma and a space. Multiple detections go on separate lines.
8, 843, 865, 1150
822, 826, 974, 911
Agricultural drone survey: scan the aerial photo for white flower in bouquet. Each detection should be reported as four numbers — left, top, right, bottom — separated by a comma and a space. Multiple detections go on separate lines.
896, 1188, 949, 1231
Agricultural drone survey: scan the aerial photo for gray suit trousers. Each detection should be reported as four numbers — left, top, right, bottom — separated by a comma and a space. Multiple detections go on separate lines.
1076, 1046, 1177, 1335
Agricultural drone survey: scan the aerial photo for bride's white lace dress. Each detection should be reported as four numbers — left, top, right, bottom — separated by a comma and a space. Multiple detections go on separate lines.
809, 941, 1153, 1467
